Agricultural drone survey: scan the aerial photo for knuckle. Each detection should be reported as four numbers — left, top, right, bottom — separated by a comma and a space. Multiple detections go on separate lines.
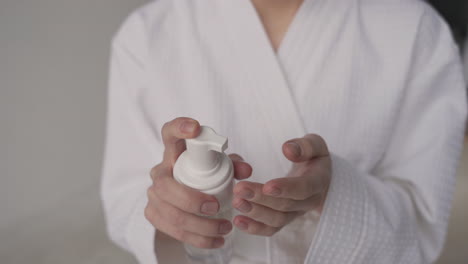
146, 186, 154, 199
271, 213, 287, 228
184, 235, 213, 249
234, 181, 246, 190
152, 175, 167, 193
161, 118, 183, 140
276, 203, 287, 212
296, 188, 310, 200
205, 220, 221, 235
144, 205, 154, 223
306, 134, 328, 152
234, 181, 256, 196
147, 186, 161, 204
180, 196, 197, 212
175, 229, 188, 242
196, 237, 214, 249
150, 164, 162, 180
248, 206, 262, 219
296, 164, 310, 177
150, 166, 157, 178
275, 200, 287, 211
172, 210, 187, 227
254, 193, 269, 204
247, 222, 261, 235
151, 164, 169, 183
250, 204, 271, 222
279, 199, 295, 212
152, 181, 163, 195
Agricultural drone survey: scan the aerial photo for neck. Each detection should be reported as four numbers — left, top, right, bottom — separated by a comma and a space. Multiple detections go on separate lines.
251, 0, 304, 13
251, 0, 305, 51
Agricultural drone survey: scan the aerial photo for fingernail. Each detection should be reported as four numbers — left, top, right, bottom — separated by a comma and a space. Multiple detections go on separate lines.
236, 220, 248, 230
235, 200, 252, 213
286, 141, 301, 157
219, 222, 232, 235
213, 237, 224, 248
237, 189, 254, 200
180, 120, 197, 133
201, 201, 219, 215
267, 187, 281, 197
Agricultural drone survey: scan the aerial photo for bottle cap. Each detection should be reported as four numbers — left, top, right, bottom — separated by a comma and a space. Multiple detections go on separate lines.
173, 126, 233, 192
185, 126, 228, 172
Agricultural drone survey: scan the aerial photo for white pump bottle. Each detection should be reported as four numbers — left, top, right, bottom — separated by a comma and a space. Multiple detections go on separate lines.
173, 126, 234, 264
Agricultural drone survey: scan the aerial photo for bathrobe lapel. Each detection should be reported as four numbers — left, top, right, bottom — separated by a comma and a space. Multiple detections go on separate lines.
218, 0, 359, 263
219, 0, 356, 170
277, 0, 357, 92
220, 0, 307, 174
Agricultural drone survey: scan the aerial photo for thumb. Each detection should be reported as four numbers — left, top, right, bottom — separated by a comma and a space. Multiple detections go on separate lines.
282, 134, 329, 163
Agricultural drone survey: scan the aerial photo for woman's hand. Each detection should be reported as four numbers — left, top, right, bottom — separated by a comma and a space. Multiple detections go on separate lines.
232, 134, 331, 236
145, 117, 253, 248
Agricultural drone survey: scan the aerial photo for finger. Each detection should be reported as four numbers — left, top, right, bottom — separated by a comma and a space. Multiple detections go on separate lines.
147, 193, 232, 236
263, 175, 323, 200
161, 117, 201, 165
233, 215, 280, 237
232, 197, 297, 228
234, 181, 294, 212
229, 153, 253, 180
283, 134, 328, 162
145, 205, 225, 249
234, 181, 278, 207
234, 180, 319, 212
150, 165, 220, 216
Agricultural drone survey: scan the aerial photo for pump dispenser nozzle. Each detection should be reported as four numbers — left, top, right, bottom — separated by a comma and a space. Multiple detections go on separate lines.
185, 126, 228, 171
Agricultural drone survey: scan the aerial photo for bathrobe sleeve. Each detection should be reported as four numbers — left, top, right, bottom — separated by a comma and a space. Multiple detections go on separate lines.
101, 11, 160, 264
305, 8, 467, 264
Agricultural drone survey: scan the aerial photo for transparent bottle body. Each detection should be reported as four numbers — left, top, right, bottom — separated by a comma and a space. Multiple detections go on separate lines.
184, 204, 233, 264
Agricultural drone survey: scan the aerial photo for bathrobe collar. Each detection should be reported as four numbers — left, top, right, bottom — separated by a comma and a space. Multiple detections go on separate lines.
218, 0, 357, 175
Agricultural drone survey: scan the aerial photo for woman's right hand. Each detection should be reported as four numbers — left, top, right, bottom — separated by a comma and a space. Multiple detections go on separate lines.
145, 117, 253, 249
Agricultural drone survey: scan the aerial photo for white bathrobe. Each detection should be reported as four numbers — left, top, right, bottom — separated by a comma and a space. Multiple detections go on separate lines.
101, 0, 468, 263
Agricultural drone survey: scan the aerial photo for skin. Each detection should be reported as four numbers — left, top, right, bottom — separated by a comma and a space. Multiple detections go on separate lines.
251, 0, 305, 51
146, 118, 255, 249
232, 134, 331, 236
145, 0, 332, 248
145, 118, 332, 248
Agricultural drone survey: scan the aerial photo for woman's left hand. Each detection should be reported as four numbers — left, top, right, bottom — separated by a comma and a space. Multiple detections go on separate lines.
232, 134, 331, 236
